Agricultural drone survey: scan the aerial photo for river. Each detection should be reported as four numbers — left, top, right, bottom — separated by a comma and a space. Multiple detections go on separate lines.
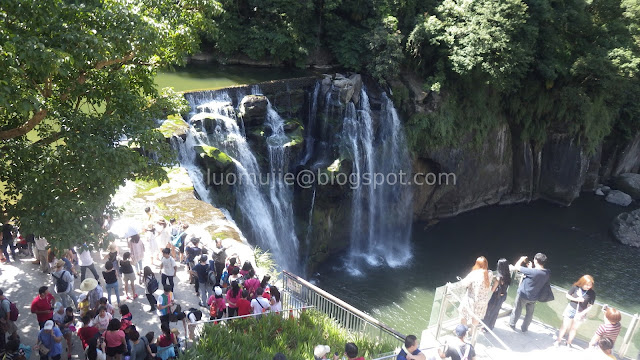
312, 194, 640, 336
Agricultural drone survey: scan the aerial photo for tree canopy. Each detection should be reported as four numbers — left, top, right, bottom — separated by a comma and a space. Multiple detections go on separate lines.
0, 0, 220, 250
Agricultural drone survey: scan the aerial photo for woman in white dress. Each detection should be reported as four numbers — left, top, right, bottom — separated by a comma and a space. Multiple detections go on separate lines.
145, 224, 159, 266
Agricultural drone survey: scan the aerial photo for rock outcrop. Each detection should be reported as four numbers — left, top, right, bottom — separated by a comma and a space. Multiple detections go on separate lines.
605, 190, 633, 207
613, 173, 640, 200
611, 209, 640, 247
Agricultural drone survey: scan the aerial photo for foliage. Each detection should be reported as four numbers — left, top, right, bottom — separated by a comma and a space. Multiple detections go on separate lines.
366, 16, 405, 85
253, 247, 280, 280
0, 0, 219, 251
184, 310, 396, 360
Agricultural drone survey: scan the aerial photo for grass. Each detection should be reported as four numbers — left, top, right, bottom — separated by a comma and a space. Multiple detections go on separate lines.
184, 310, 396, 360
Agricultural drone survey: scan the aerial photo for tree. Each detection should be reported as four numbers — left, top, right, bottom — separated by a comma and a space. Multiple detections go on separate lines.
0, 0, 220, 251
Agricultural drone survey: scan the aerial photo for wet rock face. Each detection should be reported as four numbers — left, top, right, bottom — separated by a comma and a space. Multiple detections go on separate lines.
239, 95, 269, 127
612, 208, 640, 247
538, 134, 590, 206
613, 173, 640, 200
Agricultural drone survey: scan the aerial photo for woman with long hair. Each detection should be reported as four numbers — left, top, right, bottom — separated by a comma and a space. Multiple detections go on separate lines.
226, 281, 242, 318
554, 275, 596, 347
156, 323, 177, 360
481, 258, 511, 330
455, 256, 492, 332
269, 286, 282, 313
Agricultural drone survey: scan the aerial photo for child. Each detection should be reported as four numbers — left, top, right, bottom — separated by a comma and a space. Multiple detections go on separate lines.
143, 266, 158, 312
119, 304, 133, 331
207, 286, 226, 320
62, 307, 75, 359
99, 297, 116, 315
78, 294, 90, 317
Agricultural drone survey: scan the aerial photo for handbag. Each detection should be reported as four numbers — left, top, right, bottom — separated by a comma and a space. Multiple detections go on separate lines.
37, 341, 50, 356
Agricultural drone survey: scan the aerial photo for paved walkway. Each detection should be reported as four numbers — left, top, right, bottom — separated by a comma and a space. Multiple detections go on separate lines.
0, 241, 201, 360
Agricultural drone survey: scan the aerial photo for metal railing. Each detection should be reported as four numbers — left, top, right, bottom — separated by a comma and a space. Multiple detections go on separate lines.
281, 271, 406, 345
184, 305, 315, 348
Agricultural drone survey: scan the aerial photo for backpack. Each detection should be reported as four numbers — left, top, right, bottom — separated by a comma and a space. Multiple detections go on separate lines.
52, 271, 69, 293
171, 232, 185, 248
0, 298, 18, 321
207, 269, 217, 285
147, 276, 159, 294
455, 343, 471, 360
187, 308, 202, 321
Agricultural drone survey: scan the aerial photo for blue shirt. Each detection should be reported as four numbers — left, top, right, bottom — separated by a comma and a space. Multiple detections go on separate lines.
38, 327, 63, 357
397, 348, 421, 360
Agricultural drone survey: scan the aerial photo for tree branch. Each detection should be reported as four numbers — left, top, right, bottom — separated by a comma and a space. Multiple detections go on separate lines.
33, 130, 66, 147
0, 109, 48, 140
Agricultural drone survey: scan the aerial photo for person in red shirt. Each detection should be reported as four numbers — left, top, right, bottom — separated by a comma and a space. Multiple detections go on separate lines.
77, 315, 100, 350
237, 290, 252, 317
31, 286, 55, 329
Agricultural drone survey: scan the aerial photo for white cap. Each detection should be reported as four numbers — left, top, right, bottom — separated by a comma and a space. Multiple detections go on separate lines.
214, 286, 222, 296
314, 345, 331, 358
43, 320, 54, 330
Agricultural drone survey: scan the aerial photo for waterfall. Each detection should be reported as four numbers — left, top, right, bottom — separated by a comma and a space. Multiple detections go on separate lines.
177, 90, 299, 272
343, 88, 413, 267
301, 82, 320, 165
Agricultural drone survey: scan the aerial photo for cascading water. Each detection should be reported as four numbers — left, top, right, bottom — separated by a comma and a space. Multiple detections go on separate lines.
342, 88, 413, 267
178, 90, 299, 272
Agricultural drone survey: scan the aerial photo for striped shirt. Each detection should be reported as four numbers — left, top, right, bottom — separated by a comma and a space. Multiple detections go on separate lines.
596, 322, 622, 343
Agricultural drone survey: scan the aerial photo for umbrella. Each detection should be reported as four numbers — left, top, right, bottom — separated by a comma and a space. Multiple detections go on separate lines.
109, 218, 141, 238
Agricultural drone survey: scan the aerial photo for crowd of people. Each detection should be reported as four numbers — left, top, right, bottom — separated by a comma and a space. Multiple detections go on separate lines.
0, 211, 292, 360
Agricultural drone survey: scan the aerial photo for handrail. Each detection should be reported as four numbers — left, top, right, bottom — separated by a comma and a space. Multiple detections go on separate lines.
282, 270, 406, 341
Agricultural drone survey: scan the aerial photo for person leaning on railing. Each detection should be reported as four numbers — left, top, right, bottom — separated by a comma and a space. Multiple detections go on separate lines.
396, 335, 426, 360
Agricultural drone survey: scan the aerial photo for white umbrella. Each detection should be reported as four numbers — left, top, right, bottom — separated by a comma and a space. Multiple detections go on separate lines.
109, 218, 141, 238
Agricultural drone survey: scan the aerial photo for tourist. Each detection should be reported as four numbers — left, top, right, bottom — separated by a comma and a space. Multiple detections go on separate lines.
62, 249, 78, 277
210, 238, 227, 284
91, 306, 113, 332
79, 278, 102, 311
84, 336, 105, 360
190, 255, 211, 307
102, 261, 121, 306
35, 236, 49, 273
104, 243, 120, 277
508, 253, 551, 333
236, 290, 252, 317
3, 338, 26, 360
77, 315, 99, 350
481, 258, 511, 330
260, 275, 272, 293
343, 342, 365, 360
589, 306, 622, 347
127, 234, 145, 275
119, 304, 133, 331
595, 338, 616, 359
0, 289, 18, 347
313, 344, 331, 360
453, 256, 492, 335
240, 260, 254, 277
437, 324, 476, 360
144, 224, 159, 266
120, 252, 138, 299
31, 286, 55, 329
228, 266, 242, 285
143, 267, 158, 312
76, 244, 100, 282
103, 319, 126, 360
269, 286, 282, 313
128, 329, 154, 360
36, 320, 63, 360
160, 248, 177, 293
250, 287, 271, 318
56, 307, 74, 360
397, 335, 426, 360
184, 237, 202, 269
99, 297, 116, 316
226, 281, 242, 318
156, 219, 171, 253
156, 323, 177, 360
1, 222, 16, 263
554, 274, 596, 347
207, 286, 225, 320
47, 249, 57, 273
157, 286, 175, 325
175, 223, 189, 264
244, 269, 260, 298
51, 259, 78, 309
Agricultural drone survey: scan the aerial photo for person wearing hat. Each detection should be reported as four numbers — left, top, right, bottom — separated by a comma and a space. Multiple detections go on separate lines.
79, 278, 103, 311
313, 344, 331, 360
51, 259, 78, 309
397, 335, 426, 360
37, 320, 63, 360
31, 286, 55, 329
437, 324, 476, 360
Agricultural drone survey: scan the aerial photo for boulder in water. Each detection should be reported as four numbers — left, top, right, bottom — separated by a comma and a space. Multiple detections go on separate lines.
333, 77, 355, 104
601, 185, 611, 194
611, 209, 640, 247
605, 190, 633, 206
595, 188, 605, 196
613, 173, 640, 200
239, 95, 268, 127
